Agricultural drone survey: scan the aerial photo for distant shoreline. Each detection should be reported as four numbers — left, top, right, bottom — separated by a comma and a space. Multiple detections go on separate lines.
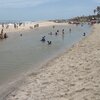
0, 21, 68, 34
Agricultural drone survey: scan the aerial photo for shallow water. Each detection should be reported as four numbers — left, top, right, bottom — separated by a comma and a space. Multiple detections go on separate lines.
0, 24, 91, 86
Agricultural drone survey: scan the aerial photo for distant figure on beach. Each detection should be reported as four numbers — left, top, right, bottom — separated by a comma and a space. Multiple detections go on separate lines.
2, 23, 4, 28
47, 41, 52, 45
0, 29, 4, 39
83, 32, 86, 36
19, 23, 22, 26
14, 23, 16, 28
1, 29, 3, 34
34, 25, 36, 28
34, 24, 39, 28
6, 25, 9, 29
41, 36, 46, 42
36, 24, 39, 28
4, 33, 8, 39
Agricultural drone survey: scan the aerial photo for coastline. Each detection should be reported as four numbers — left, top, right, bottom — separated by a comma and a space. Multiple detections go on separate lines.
3, 23, 100, 100
0, 21, 68, 34
0, 21, 72, 100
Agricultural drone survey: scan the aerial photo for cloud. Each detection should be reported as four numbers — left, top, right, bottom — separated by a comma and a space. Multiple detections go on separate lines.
0, 0, 52, 8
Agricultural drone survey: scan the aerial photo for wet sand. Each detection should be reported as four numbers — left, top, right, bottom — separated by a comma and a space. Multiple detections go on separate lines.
2, 24, 100, 100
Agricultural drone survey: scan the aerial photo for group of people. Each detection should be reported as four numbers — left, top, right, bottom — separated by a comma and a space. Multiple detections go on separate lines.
41, 36, 52, 45
40, 25, 86, 46
40, 25, 73, 45
48, 29, 65, 36
0, 29, 8, 39
34, 24, 39, 28
40, 28, 66, 45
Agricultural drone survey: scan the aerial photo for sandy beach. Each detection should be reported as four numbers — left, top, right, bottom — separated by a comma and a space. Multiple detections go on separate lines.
3, 23, 100, 100
0, 21, 68, 33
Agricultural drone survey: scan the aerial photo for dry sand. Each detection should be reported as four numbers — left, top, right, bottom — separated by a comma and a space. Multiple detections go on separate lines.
4, 24, 100, 100
0, 21, 68, 33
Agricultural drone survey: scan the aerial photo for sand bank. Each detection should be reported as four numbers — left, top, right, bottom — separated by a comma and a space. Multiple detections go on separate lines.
0, 21, 68, 33
4, 24, 100, 100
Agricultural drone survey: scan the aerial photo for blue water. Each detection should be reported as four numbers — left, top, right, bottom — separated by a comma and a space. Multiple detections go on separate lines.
0, 24, 91, 86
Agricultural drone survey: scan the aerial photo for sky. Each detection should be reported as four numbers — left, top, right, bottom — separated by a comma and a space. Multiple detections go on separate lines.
0, 0, 100, 21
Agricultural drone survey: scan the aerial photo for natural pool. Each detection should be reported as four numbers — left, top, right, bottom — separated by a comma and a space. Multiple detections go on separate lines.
0, 24, 91, 87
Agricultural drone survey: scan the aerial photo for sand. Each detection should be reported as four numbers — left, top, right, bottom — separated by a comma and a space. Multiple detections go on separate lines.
3, 24, 100, 100
0, 21, 68, 33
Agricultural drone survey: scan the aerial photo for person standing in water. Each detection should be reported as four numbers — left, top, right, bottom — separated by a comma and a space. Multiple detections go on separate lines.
62, 29, 65, 34
41, 36, 46, 42
53, 25, 55, 29
47, 41, 52, 45
69, 28, 71, 33
62, 29, 64, 32
83, 32, 86, 36
4, 33, 8, 39
57, 30, 59, 32
55, 32, 58, 36
20, 34, 22, 36
0, 29, 4, 39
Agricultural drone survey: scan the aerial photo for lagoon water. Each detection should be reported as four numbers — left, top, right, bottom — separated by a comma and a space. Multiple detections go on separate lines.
0, 24, 91, 86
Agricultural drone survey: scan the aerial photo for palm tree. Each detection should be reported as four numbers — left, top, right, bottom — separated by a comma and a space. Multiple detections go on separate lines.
97, 6, 100, 15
